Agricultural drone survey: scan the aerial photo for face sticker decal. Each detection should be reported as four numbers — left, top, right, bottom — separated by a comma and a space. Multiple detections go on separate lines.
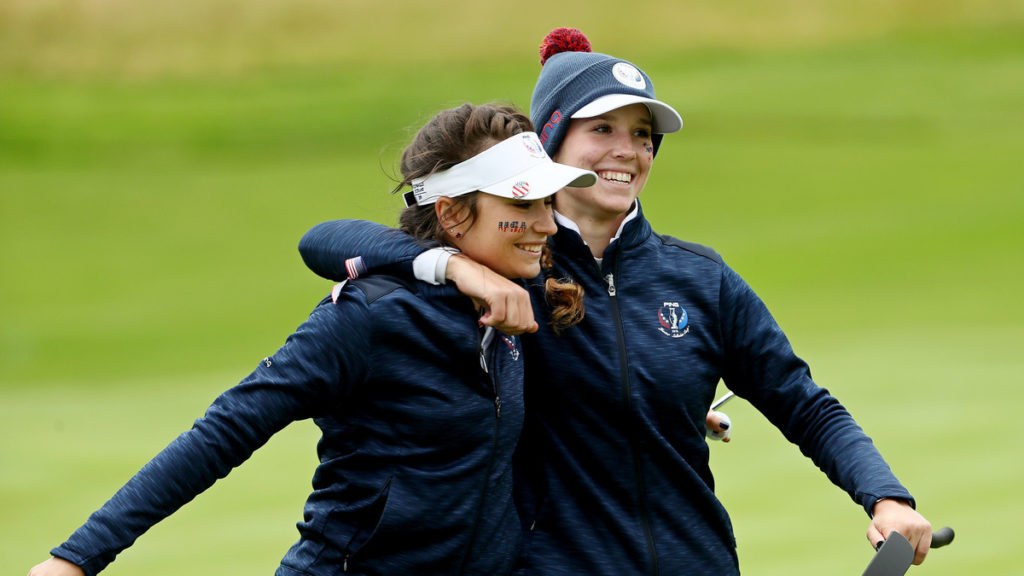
498, 221, 528, 233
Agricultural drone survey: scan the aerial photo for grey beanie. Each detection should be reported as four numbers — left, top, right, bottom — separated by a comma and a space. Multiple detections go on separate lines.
530, 30, 682, 158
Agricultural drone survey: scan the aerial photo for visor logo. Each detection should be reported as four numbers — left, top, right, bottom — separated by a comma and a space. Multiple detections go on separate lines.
412, 181, 426, 200
522, 133, 546, 158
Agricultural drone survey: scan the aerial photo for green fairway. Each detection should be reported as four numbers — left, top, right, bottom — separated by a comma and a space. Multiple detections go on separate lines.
3, 1, 1023, 574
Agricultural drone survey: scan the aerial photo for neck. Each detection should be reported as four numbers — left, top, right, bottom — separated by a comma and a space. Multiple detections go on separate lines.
559, 212, 626, 259
587, 221, 624, 258
557, 200, 639, 258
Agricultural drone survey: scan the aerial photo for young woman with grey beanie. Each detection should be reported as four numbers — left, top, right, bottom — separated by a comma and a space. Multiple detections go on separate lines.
296, 28, 934, 575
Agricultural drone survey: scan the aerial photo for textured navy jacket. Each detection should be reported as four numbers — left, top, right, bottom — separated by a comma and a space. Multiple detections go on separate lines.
298, 203, 914, 576
51, 276, 526, 576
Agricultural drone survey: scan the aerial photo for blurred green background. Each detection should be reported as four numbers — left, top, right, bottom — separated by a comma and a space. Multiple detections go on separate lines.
3, 1, 1022, 574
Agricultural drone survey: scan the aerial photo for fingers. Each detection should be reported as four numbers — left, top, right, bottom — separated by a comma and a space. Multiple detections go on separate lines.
913, 531, 932, 565
866, 524, 886, 551
477, 292, 538, 335
705, 410, 731, 442
868, 499, 933, 565
449, 256, 538, 335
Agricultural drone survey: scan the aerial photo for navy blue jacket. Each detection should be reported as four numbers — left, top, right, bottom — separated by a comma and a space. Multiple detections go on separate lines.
51, 276, 526, 576
298, 204, 914, 576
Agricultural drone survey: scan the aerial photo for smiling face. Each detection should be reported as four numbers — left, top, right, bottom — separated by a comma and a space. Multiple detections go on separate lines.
552, 103, 654, 226
440, 193, 557, 279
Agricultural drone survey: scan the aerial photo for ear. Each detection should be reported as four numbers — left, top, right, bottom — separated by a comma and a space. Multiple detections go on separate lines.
435, 197, 456, 227
436, 197, 470, 228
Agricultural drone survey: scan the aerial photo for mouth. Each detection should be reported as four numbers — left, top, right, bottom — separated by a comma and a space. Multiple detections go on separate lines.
515, 243, 545, 256
598, 170, 633, 185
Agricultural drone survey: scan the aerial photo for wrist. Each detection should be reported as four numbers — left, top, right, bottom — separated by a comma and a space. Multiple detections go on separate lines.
445, 253, 477, 284
412, 247, 459, 285
872, 497, 912, 517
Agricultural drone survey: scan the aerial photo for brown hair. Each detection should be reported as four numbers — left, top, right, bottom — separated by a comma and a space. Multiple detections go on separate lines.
541, 246, 584, 334
396, 102, 584, 333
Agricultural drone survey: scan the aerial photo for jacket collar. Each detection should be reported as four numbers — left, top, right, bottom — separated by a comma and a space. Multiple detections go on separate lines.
551, 200, 652, 260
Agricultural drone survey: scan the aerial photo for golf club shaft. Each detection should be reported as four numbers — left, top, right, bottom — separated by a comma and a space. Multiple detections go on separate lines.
711, 391, 734, 411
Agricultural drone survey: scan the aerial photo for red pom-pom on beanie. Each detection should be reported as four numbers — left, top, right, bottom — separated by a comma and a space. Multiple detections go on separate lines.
539, 27, 592, 65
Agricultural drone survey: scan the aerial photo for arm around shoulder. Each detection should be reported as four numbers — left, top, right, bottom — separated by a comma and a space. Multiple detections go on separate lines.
299, 219, 432, 281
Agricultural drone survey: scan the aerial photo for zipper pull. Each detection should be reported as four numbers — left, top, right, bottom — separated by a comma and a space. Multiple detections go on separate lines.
605, 273, 617, 297
494, 395, 502, 418
479, 325, 494, 373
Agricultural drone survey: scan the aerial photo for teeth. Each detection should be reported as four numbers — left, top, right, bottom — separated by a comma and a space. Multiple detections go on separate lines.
599, 171, 632, 184
518, 244, 543, 253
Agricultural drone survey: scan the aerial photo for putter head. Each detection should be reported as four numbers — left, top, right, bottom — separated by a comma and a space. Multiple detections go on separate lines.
862, 531, 914, 576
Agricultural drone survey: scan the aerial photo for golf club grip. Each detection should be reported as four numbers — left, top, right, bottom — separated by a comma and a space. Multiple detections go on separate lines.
931, 526, 954, 549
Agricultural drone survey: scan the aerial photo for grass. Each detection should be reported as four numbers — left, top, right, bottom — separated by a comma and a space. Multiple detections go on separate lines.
2, 1, 1023, 574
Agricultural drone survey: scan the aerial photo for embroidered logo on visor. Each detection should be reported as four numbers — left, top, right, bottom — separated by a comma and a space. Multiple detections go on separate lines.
522, 134, 546, 157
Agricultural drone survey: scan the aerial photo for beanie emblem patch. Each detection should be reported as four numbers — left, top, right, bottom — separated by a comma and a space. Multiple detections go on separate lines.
612, 62, 646, 90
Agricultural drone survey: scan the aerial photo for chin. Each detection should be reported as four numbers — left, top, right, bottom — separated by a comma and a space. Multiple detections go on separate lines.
509, 264, 541, 279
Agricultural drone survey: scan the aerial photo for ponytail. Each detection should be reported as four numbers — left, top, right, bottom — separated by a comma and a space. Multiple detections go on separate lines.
541, 246, 584, 334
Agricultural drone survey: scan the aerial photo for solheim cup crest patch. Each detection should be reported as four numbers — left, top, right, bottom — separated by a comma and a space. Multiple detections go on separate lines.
658, 302, 689, 338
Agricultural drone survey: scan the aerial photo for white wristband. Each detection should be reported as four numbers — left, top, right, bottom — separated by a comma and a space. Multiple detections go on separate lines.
412, 247, 459, 285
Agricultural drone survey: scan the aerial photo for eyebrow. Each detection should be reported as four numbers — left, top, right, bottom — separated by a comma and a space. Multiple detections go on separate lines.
584, 111, 653, 127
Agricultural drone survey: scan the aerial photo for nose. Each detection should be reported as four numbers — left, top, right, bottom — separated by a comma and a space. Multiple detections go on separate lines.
532, 202, 558, 235
610, 131, 637, 160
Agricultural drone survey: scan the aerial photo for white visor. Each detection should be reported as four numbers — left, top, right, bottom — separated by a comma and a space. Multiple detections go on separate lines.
405, 132, 597, 207
572, 94, 683, 134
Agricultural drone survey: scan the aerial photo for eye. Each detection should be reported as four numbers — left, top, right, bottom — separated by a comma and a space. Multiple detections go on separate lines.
592, 123, 612, 134
634, 127, 652, 139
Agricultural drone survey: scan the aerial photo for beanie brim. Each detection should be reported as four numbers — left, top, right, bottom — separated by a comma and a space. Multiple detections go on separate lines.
572, 94, 682, 134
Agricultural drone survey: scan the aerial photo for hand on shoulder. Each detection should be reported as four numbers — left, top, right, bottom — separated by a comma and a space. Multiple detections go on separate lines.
447, 254, 538, 335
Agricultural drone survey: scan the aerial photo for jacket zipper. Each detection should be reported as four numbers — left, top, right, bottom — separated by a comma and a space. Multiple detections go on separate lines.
478, 326, 502, 418
605, 268, 659, 576
456, 327, 506, 575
